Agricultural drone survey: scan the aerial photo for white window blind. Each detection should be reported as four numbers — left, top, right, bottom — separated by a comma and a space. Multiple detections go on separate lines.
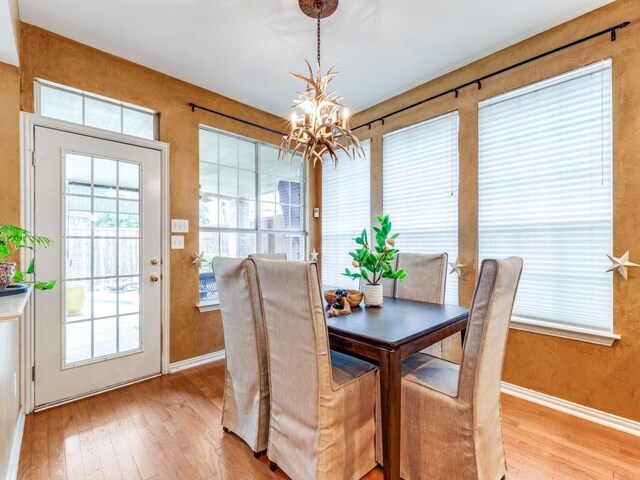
478, 59, 613, 333
383, 112, 459, 305
322, 141, 371, 289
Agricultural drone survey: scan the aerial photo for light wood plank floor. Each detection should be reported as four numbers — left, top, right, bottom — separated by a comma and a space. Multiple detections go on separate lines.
18, 361, 640, 479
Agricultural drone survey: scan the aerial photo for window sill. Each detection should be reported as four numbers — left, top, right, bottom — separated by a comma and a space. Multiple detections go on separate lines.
509, 316, 620, 347
197, 301, 220, 313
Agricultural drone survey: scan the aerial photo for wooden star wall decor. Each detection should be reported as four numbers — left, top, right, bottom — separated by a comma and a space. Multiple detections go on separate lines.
607, 251, 639, 279
449, 256, 466, 278
192, 251, 206, 268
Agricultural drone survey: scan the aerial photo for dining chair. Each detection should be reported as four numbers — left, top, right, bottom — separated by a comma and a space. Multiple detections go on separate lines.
396, 252, 448, 356
376, 257, 523, 480
211, 257, 270, 456
249, 253, 287, 260
254, 259, 378, 480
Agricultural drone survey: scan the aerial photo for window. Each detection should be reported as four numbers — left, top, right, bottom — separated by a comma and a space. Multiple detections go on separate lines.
383, 112, 459, 305
36, 79, 158, 140
478, 60, 613, 341
199, 127, 306, 304
322, 141, 371, 289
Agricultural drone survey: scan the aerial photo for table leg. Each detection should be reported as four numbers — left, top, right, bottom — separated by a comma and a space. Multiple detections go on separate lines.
379, 348, 401, 480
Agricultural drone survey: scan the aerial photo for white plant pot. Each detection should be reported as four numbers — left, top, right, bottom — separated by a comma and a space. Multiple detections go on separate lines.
364, 284, 384, 307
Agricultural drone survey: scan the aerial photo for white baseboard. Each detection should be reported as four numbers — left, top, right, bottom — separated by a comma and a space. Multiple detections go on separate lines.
6, 409, 25, 480
501, 382, 640, 437
168, 350, 226, 373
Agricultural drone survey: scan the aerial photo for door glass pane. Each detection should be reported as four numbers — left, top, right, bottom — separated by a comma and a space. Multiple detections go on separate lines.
66, 196, 92, 237
65, 321, 92, 364
65, 280, 91, 321
64, 153, 143, 365
94, 158, 118, 197
119, 315, 140, 352
93, 199, 117, 237
94, 317, 117, 357
119, 162, 140, 200
66, 239, 91, 279
93, 278, 118, 318
65, 154, 92, 195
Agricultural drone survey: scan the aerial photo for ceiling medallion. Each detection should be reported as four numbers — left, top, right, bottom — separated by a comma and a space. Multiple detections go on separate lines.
280, 0, 363, 167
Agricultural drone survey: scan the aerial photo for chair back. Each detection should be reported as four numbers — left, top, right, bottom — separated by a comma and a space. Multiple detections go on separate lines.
395, 252, 448, 303
458, 257, 523, 404
254, 259, 333, 455
249, 253, 287, 260
212, 257, 270, 448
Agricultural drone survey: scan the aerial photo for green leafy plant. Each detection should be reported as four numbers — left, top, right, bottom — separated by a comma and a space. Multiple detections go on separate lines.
342, 215, 407, 286
0, 224, 56, 290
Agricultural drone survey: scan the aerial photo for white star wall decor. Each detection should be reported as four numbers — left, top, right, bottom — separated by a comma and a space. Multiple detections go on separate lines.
309, 249, 319, 262
449, 257, 466, 278
606, 251, 639, 280
192, 251, 206, 268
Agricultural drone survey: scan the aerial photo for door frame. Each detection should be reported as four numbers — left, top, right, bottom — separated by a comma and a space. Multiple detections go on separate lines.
20, 113, 171, 413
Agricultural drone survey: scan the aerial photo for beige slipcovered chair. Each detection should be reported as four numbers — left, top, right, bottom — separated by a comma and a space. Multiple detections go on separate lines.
377, 257, 523, 480
254, 259, 378, 480
211, 257, 270, 456
395, 252, 448, 356
249, 253, 287, 260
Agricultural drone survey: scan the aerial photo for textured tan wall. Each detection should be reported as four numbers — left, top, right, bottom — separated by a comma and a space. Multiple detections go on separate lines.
18, 24, 285, 363
0, 61, 20, 226
313, 0, 640, 420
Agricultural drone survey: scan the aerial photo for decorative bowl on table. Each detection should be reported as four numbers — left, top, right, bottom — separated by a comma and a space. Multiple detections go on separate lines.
324, 289, 363, 308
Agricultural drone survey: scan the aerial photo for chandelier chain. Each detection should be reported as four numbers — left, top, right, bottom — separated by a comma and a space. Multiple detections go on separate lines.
316, 2, 323, 70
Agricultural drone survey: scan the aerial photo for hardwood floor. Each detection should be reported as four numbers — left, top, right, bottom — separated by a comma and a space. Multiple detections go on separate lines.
18, 360, 640, 480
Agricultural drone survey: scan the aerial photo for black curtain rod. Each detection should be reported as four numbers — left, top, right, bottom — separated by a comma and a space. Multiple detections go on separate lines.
188, 102, 286, 136
353, 20, 631, 131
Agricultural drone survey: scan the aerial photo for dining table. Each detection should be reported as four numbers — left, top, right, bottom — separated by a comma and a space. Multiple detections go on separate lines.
326, 295, 470, 480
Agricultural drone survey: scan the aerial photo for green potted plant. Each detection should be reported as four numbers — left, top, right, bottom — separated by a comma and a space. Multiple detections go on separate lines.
342, 215, 407, 307
0, 224, 56, 293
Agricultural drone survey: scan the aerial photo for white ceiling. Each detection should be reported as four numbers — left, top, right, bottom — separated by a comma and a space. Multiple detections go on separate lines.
18, 0, 612, 117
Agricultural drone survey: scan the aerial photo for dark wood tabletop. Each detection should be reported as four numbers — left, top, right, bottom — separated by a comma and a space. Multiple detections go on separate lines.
327, 298, 469, 348
326, 296, 470, 480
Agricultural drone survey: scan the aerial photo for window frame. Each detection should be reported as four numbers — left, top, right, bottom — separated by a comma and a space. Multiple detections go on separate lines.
35, 78, 159, 140
197, 125, 307, 310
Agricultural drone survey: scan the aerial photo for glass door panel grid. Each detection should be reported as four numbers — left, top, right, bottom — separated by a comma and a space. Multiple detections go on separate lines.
63, 152, 143, 366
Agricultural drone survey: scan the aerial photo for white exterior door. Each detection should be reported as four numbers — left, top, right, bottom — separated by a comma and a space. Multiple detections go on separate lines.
33, 125, 163, 408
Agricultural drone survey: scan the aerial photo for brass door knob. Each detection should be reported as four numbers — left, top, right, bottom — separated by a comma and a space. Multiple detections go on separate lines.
150, 257, 159, 265
150, 273, 159, 282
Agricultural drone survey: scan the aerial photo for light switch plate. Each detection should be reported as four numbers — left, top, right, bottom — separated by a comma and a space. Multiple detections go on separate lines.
171, 219, 189, 233
314, 207, 320, 218
171, 235, 185, 249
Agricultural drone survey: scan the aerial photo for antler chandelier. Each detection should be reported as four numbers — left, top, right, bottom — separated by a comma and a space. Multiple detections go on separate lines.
280, 0, 363, 167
